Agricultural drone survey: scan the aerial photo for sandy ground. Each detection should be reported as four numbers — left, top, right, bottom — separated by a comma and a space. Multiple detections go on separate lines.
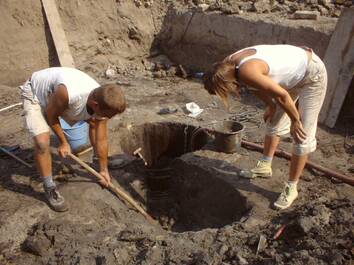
0, 72, 353, 265
0, 1, 353, 264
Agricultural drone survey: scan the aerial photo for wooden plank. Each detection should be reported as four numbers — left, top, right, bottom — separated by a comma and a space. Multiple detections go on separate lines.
41, 0, 75, 68
319, 7, 354, 127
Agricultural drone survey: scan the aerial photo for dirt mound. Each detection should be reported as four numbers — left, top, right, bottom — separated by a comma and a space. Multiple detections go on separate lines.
16, 196, 354, 265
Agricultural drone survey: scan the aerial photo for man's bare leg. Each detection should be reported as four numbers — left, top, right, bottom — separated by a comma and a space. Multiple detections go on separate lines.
34, 132, 68, 212
34, 132, 52, 177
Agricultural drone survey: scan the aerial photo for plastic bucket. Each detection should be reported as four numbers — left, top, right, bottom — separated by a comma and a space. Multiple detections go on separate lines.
59, 118, 89, 152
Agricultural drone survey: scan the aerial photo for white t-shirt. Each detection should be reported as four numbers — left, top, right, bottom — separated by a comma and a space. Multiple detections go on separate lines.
27, 67, 100, 125
229, 45, 308, 90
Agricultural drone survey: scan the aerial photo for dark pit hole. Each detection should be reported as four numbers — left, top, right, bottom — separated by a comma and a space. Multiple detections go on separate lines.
118, 122, 250, 232
119, 122, 211, 165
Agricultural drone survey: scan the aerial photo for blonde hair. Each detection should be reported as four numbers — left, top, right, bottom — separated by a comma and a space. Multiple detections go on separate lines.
94, 83, 126, 113
203, 61, 240, 108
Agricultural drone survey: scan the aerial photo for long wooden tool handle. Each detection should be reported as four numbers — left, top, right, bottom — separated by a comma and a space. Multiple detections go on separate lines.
68, 153, 155, 223
0, 146, 33, 168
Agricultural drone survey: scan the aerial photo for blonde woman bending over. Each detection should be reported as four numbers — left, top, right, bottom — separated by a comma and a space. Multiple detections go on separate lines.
203, 44, 327, 209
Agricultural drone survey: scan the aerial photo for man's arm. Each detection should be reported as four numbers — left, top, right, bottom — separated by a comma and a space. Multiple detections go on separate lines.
94, 118, 111, 185
45, 85, 71, 157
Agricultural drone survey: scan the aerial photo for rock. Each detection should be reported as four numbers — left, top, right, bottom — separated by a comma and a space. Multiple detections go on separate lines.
153, 70, 167, 78
197, 4, 210, 12
334, 0, 345, 4
318, 5, 329, 16
306, 0, 318, 5
344, 0, 353, 6
293, 250, 310, 260
311, 205, 331, 225
288, 3, 300, 13
142, 59, 155, 71
297, 216, 315, 234
318, 0, 331, 7
134, 0, 142, 7
294, 10, 319, 19
166, 66, 177, 77
105, 66, 116, 78
218, 244, 229, 256
221, 2, 241, 14
23, 236, 51, 256
176, 65, 188, 78
256, 234, 267, 254
271, 4, 286, 12
331, 9, 342, 17
144, 0, 153, 8
251, 0, 271, 13
128, 27, 141, 43
237, 254, 248, 265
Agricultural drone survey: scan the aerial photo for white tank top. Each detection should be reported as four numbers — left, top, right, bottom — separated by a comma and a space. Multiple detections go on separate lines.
230, 45, 308, 90
29, 67, 100, 125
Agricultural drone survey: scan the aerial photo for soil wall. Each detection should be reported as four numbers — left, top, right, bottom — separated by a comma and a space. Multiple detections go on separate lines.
0, 0, 164, 86
158, 8, 337, 71
0, 1, 337, 85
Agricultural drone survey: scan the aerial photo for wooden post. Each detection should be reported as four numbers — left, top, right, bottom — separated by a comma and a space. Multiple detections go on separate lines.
41, 0, 75, 68
319, 7, 354, 127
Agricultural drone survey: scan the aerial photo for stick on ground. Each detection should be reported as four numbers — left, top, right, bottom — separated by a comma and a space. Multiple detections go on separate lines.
68, 153, 156, 224
0, 146, 33, 169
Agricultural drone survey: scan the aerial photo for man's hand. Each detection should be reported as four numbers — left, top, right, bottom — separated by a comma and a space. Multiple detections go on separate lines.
58, 142, 71, 158
291, 120, 307, 144
99, 169, 111, 187
263, 105, 276, 123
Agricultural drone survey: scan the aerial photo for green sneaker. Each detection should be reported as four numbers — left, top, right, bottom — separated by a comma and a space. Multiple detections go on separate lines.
273, 183, 298, 210
240, 159, 272, 179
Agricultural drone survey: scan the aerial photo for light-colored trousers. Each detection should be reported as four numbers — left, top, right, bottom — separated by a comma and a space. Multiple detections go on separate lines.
266, 52, 328, 156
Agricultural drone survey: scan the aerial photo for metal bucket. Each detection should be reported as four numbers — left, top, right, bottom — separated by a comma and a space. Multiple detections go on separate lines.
213, 121, 244, 153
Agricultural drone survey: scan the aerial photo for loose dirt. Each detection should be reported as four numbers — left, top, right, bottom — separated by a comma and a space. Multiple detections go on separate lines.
0, 1, 353, 265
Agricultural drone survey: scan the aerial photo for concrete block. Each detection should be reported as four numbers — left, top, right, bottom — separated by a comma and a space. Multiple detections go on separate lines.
294, 10, 320, 20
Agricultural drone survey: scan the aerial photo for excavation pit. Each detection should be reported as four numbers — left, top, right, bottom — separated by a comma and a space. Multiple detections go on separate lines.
118, 122, 212, 166
118, 122, 250, 232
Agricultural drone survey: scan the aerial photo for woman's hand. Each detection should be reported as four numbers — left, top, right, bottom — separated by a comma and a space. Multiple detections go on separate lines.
291, 120, 307, 144
263, 105, 276, 123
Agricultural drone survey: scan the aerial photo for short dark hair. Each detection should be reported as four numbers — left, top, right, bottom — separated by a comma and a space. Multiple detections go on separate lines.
94, 83, 126, 113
